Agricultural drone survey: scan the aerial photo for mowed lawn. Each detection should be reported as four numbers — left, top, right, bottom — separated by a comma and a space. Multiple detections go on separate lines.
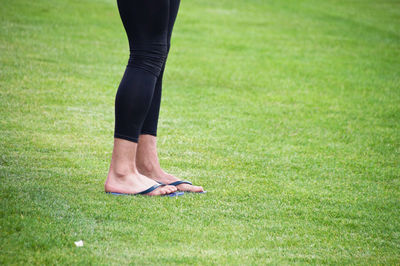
1, 0, 399, 264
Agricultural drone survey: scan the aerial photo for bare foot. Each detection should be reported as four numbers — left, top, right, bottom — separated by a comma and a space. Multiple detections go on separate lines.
105, 171, 177, 196
136, 134, 205, 193
136, 164, 204, 193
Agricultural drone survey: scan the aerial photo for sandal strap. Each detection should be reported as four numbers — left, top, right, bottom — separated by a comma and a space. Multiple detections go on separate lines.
168, 180, 193, 186
136, 183, 164, 195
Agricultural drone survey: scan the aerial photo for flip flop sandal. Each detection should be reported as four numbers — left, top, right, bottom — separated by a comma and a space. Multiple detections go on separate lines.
106, 183, 184, 197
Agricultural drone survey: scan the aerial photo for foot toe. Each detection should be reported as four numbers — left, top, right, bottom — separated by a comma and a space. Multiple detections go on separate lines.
147, 185, 170, 196
167, 185, 177, 193
193, 185, 204, 192
176, 183, 204, 193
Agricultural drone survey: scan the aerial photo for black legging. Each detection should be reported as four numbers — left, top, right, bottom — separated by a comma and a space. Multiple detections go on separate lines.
114, 0, 181, 142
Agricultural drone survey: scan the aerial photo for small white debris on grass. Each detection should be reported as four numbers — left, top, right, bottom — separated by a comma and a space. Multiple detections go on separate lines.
74, 240, 84, 247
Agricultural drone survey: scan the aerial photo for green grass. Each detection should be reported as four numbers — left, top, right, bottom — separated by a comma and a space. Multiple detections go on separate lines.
1, 0, 399, 264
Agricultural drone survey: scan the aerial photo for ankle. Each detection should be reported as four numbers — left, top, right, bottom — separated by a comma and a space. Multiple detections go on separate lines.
109, 167, 138, 178
136, 160, 161, 175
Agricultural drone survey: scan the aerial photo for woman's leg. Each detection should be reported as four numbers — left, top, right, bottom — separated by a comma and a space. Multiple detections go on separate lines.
136, 0, 204, 193
105, 0, 177, 195
140, 0, 181, 136
114, 0, 170, 142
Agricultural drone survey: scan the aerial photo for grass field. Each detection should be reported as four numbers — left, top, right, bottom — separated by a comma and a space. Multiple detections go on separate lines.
1, 0, 400, 264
